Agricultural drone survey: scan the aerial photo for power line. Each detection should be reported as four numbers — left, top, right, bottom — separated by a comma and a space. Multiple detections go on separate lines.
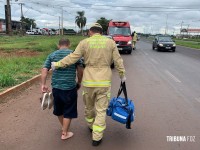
18, 0, 61, 9
25, 5, 74, 21
23, 5, 59, 18
84, 8, 199, 12
192, 20, 200, 22
16, 0, 74, 15
24, 1, 200, 10
7, 0, 200, 30
69, 2, 200, 10
16, 0, 200, 12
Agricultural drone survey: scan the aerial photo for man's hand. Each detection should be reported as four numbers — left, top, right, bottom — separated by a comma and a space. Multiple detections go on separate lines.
41, 85, 49, 93
120, 76, 126, 83
76, 83, 81, 90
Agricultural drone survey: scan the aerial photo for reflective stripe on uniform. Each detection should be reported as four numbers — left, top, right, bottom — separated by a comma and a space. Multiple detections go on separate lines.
93, 125, 106, 132
55, 61, 62, 68
82, 80, 111, 87
85, 117, 94, 123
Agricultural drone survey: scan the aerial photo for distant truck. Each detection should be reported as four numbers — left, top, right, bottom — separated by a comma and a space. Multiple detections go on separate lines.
32, 28, 43, 35
107, 21, 133, 54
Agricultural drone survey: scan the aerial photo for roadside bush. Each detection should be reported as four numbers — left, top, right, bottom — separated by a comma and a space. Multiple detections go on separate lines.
13, 30, 21, 35
0, 74, 15, 88
0, 55, 44, 91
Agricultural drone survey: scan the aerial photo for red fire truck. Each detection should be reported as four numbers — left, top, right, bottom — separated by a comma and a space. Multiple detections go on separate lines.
107, 21, 133, 54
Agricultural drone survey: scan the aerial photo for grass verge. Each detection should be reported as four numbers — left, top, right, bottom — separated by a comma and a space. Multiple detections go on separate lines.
175, 39, 200, 50
0, 35, 85, 92
0, 54, 46, 91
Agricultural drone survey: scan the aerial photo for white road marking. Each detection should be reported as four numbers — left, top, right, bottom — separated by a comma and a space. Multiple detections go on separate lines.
150, 58, 158, 64
195, 97, 200, 103
165, 70, 181, 83
139, 49, 149, 55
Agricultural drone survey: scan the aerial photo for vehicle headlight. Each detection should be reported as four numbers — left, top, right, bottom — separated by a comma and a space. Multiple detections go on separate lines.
159, 44, 163, 46
173, 43, 176, 46
127, 40, 132, 45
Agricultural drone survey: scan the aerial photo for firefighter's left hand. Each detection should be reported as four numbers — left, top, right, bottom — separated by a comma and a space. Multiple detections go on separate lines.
51, 62, 56, 70
51, 62, 60, 70
51, 62, 62, 70
121, 76, 126, 83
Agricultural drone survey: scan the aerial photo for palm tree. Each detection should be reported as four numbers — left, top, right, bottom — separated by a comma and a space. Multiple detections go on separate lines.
75, 11, 86, 35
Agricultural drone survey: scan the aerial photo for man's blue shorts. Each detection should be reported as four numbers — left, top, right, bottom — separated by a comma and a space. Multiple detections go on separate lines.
52, 88, 77, 118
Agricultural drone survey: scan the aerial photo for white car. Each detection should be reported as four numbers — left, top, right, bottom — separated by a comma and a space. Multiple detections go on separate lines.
26, 30, 35, 35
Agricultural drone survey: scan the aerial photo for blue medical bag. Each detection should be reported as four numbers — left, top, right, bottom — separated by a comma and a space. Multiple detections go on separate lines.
107, 82, 135, 129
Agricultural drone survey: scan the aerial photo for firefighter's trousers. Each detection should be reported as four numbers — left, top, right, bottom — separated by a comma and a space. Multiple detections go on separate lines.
82, 86, 111, 141
133, 41, 136, 48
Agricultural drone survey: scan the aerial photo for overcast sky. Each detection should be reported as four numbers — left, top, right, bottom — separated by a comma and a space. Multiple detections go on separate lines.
0, 0, 200, 34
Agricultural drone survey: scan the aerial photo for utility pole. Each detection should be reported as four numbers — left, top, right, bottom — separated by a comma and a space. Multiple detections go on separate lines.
19, 3, 24, 35
165, 14, 168, 35
5, 0, 12, 35
61, 7, 63, 35
173, 28, 175, 36
19, 3, 24, 18
187, 24, 190, 37
75, 22, 77, 33
59, 16, 61, 35
180, 21, 184, 35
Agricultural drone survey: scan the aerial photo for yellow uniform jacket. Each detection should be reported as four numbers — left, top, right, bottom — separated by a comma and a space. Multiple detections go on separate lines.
56, 33, 125, 87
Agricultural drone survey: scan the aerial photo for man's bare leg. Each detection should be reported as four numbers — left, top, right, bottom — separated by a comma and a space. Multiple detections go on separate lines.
58, 115, 63, 126
61, 118, 73, 140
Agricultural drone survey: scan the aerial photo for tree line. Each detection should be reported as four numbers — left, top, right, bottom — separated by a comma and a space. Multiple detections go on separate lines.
22, 10, 111, 34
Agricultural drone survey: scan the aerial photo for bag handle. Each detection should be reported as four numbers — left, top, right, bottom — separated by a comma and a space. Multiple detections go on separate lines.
117, 82, 128, 105
117, 82, 132, 129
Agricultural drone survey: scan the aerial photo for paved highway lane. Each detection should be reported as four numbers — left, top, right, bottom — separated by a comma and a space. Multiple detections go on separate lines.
0, 40, 200, 150
136, 40, 200, 110
113, 41, 200, 150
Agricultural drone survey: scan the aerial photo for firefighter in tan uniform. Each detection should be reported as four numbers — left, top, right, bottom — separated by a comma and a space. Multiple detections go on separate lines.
132, 31, 137, 49
51, 23, 126, 146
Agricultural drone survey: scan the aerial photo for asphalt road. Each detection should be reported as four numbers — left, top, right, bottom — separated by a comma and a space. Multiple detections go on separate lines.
0, 40, 200, 150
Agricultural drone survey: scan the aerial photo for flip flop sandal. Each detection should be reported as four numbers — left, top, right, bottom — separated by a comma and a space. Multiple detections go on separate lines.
41, 93, 49, 110
48, 92, 54, 109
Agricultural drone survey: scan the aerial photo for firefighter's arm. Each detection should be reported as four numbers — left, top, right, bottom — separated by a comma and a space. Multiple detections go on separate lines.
112, 42, 126, 80
52, 42, 84, 69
